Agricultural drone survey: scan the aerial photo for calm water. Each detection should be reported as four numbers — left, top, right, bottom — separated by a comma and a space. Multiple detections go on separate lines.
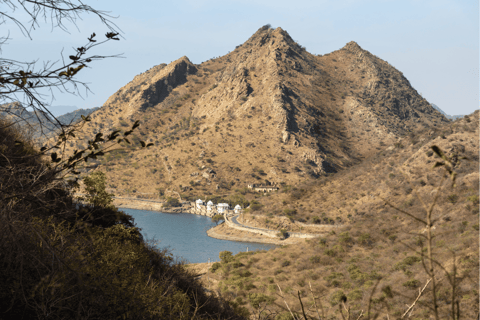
122, 208, 276, 264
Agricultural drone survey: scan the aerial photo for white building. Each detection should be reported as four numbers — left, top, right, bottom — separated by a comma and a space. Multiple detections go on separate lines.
234, 204, 242, 214
196, 199, 204, 209
217, 203, 229, 214
206, 200, 214, 211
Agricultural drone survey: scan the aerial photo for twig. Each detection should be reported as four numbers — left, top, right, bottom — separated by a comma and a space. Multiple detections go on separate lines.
308, 281, 323, 320
276, 283, 297, 320
340, 301, 350, 320
367, 279, 381, 320
297, 290, 308, 320
401, 278, 431, 319
356, 310, 364, 320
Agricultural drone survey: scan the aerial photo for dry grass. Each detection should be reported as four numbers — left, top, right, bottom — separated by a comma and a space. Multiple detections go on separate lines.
200, 113, 479, 318
52, 27, 447, 203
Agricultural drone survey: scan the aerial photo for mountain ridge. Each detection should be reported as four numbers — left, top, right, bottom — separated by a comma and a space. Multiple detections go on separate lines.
53, 26, 449, 196
0, 103, 99, 139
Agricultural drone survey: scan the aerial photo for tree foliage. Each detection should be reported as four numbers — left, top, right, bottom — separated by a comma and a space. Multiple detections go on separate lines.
164, 196, 181, 208
0, 0, 122, 132
82, 170, 114, 207
212, 214, 225, 226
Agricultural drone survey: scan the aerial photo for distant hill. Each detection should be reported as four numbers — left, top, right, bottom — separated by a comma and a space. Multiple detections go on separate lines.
0, 103, 99, 139
431, 103, 463, 120
57, 107, 100, 125
47, 105, 79, 117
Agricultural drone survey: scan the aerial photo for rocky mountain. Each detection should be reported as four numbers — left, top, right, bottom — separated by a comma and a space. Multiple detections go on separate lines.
54, 26, 449, 197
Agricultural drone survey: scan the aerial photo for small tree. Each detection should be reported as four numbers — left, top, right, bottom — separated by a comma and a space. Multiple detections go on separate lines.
212, 214, 224, 226
219, 250, 233, 264
164, 197, 180, 208
83, 171, 114, 208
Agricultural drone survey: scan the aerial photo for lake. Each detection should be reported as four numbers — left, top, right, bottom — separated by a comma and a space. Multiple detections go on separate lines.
122, 208, 277, 264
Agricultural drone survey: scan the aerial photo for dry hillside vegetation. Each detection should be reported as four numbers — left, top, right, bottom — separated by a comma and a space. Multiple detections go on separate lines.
0, 118, 246, 319
202, 112, 479, 319
52, 25, 447, 198
35, 24, 478, 319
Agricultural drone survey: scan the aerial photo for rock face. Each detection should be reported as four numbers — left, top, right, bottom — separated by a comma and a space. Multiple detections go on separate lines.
56, 26, 450, 195
66, 56, 198, 139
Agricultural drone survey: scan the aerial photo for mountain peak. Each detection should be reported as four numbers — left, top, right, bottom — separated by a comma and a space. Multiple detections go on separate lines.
342, 41, 364, 53
240, 25, 297, 52
56, 27, 450, 196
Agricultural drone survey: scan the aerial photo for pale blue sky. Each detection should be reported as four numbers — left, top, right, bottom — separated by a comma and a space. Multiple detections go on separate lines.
4, 0, 478, 116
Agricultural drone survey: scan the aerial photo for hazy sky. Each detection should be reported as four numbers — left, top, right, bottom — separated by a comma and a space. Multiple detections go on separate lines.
3, 0, 478, 116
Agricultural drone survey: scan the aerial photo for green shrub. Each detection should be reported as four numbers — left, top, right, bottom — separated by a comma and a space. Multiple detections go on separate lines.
467, 195, 479, 205
275, 312, 295, 320
447, 194, 458, 203
347, 289, 363, 301
358, 233, 373, 246
318, 238, 327, 246
164, 197, 180, 207
394, 256, 421, 271
388, 234, 397, 242
329, 290, 347, 306
247, 293, 274, 309
210, 262, 221, 272
220, 251, 234, 264
244, 283, 256, 291
281, 260, 291, 267
309, 255, 321, 264
278, 229, 288, 239
324, 249, 336, 257
347, 264, 368, 283
283, 208, 297, 215
403, 279, 421, 289
339, 232, 353, 245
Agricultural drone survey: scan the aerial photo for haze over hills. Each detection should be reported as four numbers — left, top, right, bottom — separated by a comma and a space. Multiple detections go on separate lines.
0, 103, 99, 139
431, 103, 464, 120
56, 26, 449, 196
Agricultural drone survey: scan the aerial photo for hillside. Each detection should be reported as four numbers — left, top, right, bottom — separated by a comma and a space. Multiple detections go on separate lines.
52, 25, 448, 198
35, 25, 478, 318
0, 116, 246, 319
199, 111, 480, 318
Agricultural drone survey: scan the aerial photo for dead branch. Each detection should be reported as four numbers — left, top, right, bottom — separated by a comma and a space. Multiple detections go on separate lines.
401, 278, 431, 319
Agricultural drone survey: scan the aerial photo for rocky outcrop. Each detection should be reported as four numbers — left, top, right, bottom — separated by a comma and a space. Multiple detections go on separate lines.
54, 26, 452, 195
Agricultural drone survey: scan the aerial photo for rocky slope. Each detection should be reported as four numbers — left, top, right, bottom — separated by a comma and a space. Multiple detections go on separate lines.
199, 110, 479, 319
52, 26, 449, 197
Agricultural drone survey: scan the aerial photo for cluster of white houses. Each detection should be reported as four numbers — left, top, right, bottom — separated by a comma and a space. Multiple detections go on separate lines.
195, 199, 243, 214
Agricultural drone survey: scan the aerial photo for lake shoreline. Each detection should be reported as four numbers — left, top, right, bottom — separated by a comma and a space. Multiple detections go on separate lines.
207, 223, 303, 245
114, 198, 176, 212
115, 198, 302, 246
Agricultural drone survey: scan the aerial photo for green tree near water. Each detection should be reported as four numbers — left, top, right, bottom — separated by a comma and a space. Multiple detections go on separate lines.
164, 196, 180, 207
82, 171, 114, 208
212, 214, 225, 225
